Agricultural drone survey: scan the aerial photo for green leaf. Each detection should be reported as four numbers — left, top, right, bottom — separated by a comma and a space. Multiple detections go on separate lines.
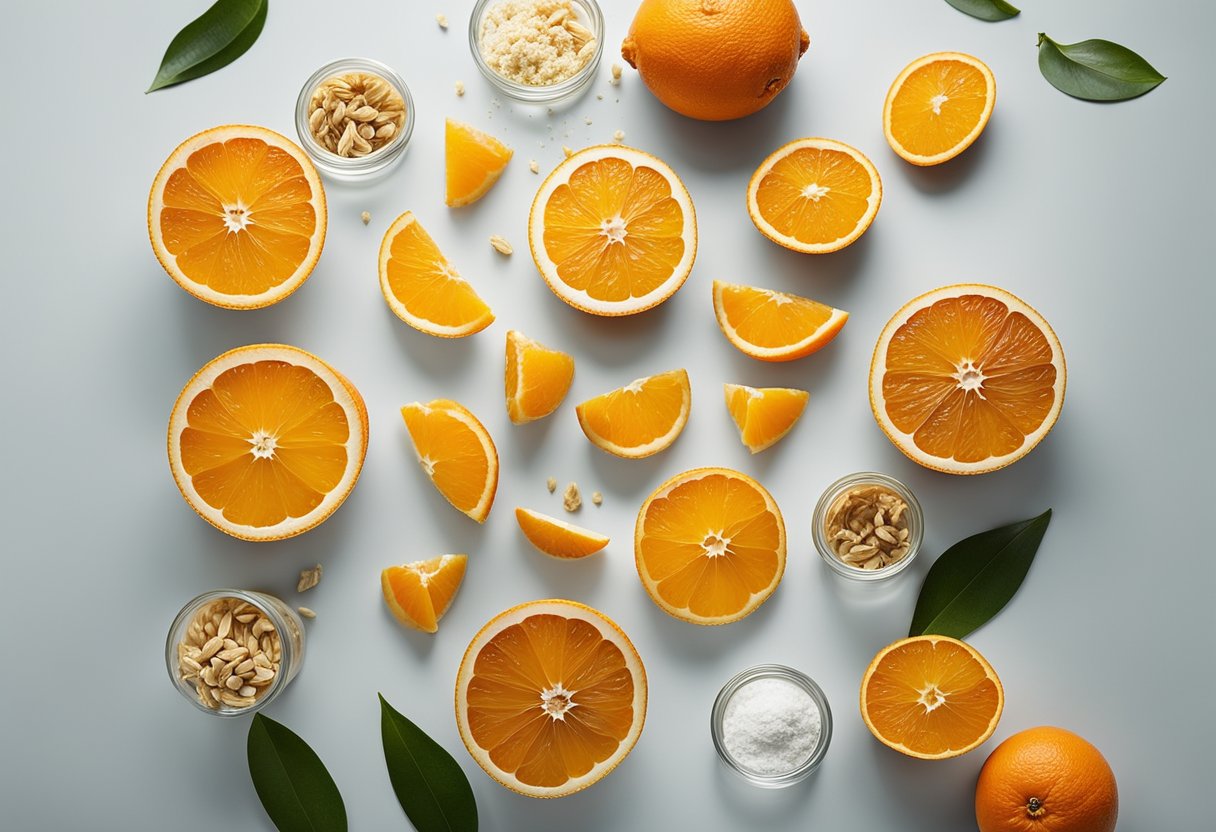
247, 714, 347, 832
379, 694, 478, 832
147, 0, 268, 92
910, 509, 1052, 640
943, 0, 1020, 22
1037, 33, 1166, 101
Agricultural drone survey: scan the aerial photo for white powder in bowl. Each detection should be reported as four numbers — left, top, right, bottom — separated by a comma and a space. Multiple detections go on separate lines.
722, 677, 822, 774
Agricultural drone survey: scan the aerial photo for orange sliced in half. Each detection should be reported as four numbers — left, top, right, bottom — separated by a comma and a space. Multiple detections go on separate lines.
381, 554, 468, 633
724, 384, 809, 453
747, 137, 882, 254
167, 344, 368, 541
456, 599, 647, 798
516, 508, 610, 559
870, 284, 1066, 474
712, 280, 849, 361
401, 399, 499, 522
148, 125, 327, 309
529, 145, 697, 316
575, 369, 690, 458
446, 118, 513, 207
635, 468, 786, 625
505, 330, 575, 424
379, 211, 495, 337
860, 635, 1004, 760
884, 52, 996, 167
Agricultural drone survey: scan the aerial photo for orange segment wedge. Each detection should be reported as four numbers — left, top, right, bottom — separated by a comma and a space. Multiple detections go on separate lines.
401, 399, 499, 522
515, 508, 610, 559
575, 369, 690, 458
747, 137, 882, 254
167, 344, 368, 541
148, 125, 327, 309
379, 211, 495, 337
712, 280, 849, 361
635, 468, 786, 625
861, 635, 1004, 760
723, 384, 809, 453
505, 330, 575, 424
446, 118, 513, 207
381, 554, 468, 633
884, 52, 996, 166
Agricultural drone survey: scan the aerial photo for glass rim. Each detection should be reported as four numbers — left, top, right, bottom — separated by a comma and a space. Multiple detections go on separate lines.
811, 471, 924, 582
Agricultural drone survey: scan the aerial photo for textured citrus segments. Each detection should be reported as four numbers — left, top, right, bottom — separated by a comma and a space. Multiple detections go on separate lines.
723, 384, 809, 453
860, 635, 1004, 760
884, 52, 996, 167
455, 599, 647, 798
528, 145, 697, 316
400, 399, 499, 522
747, 137, 882, 254
712, 280, 849, 361
575, 369, 690, 459
505, 330, 575, 424
869, 284, 1066, 475
381, 554, 468, 633
635, 468, 786, 625
148, 125, 327, 309
515, 508, 610, 559
446, 118, 513, 207
379, 211, 495, 337
167, 344, 368, 541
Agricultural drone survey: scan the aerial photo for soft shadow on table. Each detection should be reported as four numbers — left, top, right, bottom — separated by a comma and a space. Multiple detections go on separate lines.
636, 584, 785, 666
745, 218, 879, 303
585, 442, 670, 501
548, 292, 673, 369
894, 121, 995, 196
865, 741, 980, 828
386, 310, 479, 380
509, 411, 561, 460
513, 531, 609, 598
378, 598, 439, 658
708, 753, 821, 826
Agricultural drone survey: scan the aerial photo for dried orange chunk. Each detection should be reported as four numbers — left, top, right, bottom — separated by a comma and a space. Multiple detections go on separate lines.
381, 555, 468, 633
515, 508, 609, 558
712, 280, 848, 361
505, 330, 575, 423
446, 119, 513, 207
401, 399, 499, 522
575, 369, 690, 458
723, 384, 809, 453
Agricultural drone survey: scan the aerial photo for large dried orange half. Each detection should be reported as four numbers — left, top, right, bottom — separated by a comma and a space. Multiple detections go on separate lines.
861, 635, 1004, 760
381, 554, 468, 633
401, 399, 499, 522
884, 52, 996, 167
446, 118, 513, 207
455, 599, 647, 798
712, 280, 849, 361
167, 344, 368, 541
505, 330, 575, 424
148, 125, 326, 309
870, 284, 1065, 474
723, 384, 809, 453
529, 145, 697, 316
575, 369, 690, 458
635, 468, 786, 625
515, 508, 610, 559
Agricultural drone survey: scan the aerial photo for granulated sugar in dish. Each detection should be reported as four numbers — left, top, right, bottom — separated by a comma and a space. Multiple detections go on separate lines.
722, 677, 822, 774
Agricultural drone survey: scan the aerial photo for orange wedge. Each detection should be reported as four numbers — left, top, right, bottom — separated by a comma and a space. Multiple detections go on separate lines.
723, 384, 809, 453
635, 468, 786, 625
870, 284, 1066, 474
379, 211, 495, 337
529, 145, 697, 316
455, 599, 647, 798
712, 280, 849, 361
505, 330, 575, 424
860, 635, 1004, 760
401, 399, 498, 522
167, 344, 368, 541
515, 508, 610, 559
575, 369, 690, 458
148, 125, 327, 309
747, 137, 882, 254
446, 118, 513, 207
884, 52, 996, 167
381, 554, 468, 633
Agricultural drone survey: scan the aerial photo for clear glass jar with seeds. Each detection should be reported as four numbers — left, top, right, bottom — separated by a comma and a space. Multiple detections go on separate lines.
812, 472, 924, 582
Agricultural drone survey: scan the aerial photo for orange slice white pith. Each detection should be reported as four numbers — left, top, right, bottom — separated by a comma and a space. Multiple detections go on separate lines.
723, 384, 809, 453
884, 52, 996, 167
381, 554, 468, 633
400, 399, 499, 522
575, 369, 691, 458
505, 330, 575, 424
712, 280, 848, 361
515, 508, 610, 559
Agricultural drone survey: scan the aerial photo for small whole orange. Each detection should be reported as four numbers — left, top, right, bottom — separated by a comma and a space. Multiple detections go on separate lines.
976, 726, 1118, 832
621, 0, 809, 121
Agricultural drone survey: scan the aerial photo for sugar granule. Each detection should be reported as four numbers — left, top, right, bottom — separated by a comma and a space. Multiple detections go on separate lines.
722, 677, 821, 775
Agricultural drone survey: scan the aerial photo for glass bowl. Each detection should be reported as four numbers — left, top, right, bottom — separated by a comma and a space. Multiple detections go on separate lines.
812, 471, 924, 582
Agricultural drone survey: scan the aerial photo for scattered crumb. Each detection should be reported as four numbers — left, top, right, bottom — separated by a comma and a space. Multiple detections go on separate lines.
596, 94, 604, 100
455, 80, 465, 96
562, 145, 574, 157
489, 234, 514, 255
436, 13, 448, 28
612, 129, 624, 143
529, 159, 540, 173
563, 482, 581, 512
546, 476, 557, 493
591, 491, 603, 506
298, 606, 317, 619
610, 63, 622, 85
360, 211, 371, 225
297, 564, 322, 593
547, 107, 555, 115
583, 116, 593, 125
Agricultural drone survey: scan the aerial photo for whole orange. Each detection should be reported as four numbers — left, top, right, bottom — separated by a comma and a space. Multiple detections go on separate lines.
975, 727, 1118, 832
621, 0, 809, 121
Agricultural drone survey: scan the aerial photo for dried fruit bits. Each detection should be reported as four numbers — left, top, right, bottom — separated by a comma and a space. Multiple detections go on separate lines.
479, 0, 597, 86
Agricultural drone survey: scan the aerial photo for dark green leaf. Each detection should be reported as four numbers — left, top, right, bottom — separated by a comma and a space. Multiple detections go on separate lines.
380, 694, 478, 832
910, 509, 1051, 640
1037, 33, 1166, 101
944, 0, 1020, 22
247, 714, 347, 832
147, 0, 268, 92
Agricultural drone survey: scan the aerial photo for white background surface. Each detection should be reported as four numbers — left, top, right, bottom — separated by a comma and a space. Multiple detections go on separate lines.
3, 1, 1213, 829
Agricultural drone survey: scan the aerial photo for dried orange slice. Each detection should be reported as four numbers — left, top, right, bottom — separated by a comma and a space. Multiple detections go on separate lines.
381, 554, 468, 633
379, 211, 495, 337
148, 125, 327, 309
870, 284, 1066, 474
723, 384, 809, 453
515, 508, 610, 559
401, 399, 498, 522
505, 330, 575, 424
446, 118, 513, 207
575, 369, 690, 458
635, 468, 786, 625
747, 137, 881, 254
529, 145, 697, 316
884, 52, 996, 166
455, 599, 647, 798
860, 635, 1004, 760
712, 280, 848, 361
167, 344, 368, 541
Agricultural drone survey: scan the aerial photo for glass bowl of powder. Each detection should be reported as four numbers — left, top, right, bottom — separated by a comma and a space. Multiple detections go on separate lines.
710, 664, 833, 788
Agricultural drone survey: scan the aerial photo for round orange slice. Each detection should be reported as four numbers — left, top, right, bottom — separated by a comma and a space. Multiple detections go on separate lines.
712, 280, 849, 361
400, 399, 499, 522
446, 118, 513, 207
167, 344, 368, 541
723, 384, 809, 453
515, 508, 610, 559
747, 137, 881, 254
860, 635, 1004, 760
575, 369, 690, 458
529, 145, 697, 316
635, 468, 786, 625
381, 554, 468, 633
870, 284, 1066, 475
148, 125, 327, 309
884, 52, 996, 167
455, 599, 647, 798
505, 330, 575, 424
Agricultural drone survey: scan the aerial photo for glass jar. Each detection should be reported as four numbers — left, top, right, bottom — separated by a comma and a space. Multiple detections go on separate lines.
812, 471, 924, 582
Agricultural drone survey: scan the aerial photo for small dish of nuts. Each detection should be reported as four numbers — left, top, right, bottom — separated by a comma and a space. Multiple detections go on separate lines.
811, 472, 924, 582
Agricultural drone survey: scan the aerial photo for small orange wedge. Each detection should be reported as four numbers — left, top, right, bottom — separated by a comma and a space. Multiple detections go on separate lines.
446, 118, 513, 207
401, 399, 498, 522
381, 554, 468, 633
884, 52, 996, 167
723, 384, 809, 453
712, 280, 848, 361
515, 508, 610, 559
505, 330, 575, 424
575, 369, 690, 459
